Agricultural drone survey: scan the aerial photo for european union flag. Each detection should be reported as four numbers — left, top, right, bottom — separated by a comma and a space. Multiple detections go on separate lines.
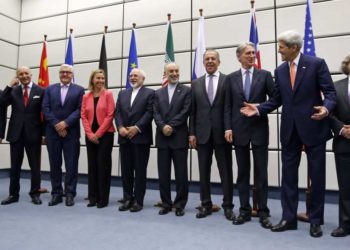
65, 33, 74, 66
303, 0, 316, 56
126, 29, 138, 90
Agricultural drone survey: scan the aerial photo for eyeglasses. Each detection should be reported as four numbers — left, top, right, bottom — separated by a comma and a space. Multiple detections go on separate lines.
59, 71, 73, 74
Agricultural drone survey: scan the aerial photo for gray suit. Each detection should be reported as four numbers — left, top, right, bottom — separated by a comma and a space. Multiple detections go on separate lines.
189, 73, 233, 209
330, 77, 350, 230
224, 68, 274, 217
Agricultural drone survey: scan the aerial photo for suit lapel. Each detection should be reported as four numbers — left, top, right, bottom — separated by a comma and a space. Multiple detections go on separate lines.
212, 74, 224, 104
199, 76, 210, 105
234, 70, 245, 99
16, 86, 26, 109
169, 83, 181, 108
26, 84, 37, 108
250, 69, 260, 100
62, 83, 73, 106
293, 54, 307, 94
341, 78, 350, 108
130, 86, 143, 110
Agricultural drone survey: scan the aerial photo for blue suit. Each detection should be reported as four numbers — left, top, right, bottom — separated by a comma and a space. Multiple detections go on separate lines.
258, 54, 336, 225
42, 83, 84, 197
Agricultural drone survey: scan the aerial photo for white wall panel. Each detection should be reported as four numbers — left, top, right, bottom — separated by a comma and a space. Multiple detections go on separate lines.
0, 144, 10, 169
124, 0, 191, 28
268, 114, 279, 149
20, 15, 67, 44
0, 0, 21, 20
326, 152, 337, 191
0, 15, 20, 44
21, 0, 68, 20
268, 151, 280, 187
0, 40, 18, 68
0, 67, 16, 87
67, 5, 123, 36
68, 0, 122, 12
192, 0, 274, 18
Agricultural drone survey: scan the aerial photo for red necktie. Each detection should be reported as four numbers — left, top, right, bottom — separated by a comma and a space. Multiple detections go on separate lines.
23, 86, 28, 107
290, 62, 296, 89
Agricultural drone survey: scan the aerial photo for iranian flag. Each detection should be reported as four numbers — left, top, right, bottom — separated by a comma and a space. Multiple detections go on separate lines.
162, 15, 175, 87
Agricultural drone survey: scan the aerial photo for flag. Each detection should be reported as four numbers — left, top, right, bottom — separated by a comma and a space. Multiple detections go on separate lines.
192, 15, 206, 80
126, 28, 138, 90
65, 33, 74, 66
99, 34, 108, 88
162, 20, 175, 87
38, 40, 49, 88
249, 6, 261, 69
303, 0, 316, 56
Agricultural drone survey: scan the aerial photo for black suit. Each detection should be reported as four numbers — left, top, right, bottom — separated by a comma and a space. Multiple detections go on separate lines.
1, 84, 44, 198
330, 77, 350, 231
0, 90, 7, 140
224, 68, 274, 217
189, 73, 233, 209
154, 83, 191, 209
115, 86, 154, 206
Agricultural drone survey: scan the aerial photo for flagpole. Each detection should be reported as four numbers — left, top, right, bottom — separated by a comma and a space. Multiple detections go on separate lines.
249, 0, 259, 218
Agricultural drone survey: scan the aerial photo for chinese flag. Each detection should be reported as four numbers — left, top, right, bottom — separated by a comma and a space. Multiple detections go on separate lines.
38, 40, 49, 88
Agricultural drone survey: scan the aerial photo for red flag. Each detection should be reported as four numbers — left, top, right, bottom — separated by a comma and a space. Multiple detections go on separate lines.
38, 40, 49, 88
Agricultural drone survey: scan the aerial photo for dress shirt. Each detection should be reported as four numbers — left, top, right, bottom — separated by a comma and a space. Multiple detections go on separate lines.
205, 71, 220, 99
168, 82, 178, 104
21, 81, 33, 97
241, 67, 254, 90
289, 52, 301, 74
131, 86, 141, 106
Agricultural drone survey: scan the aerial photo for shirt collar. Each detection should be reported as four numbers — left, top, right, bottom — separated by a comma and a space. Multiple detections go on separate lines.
132, 86, 142, 92
206, 71, 219, 78
290, 52, 301, 67
22, 81, 33, 89
60, 82, 71, 88
241, 67, 254, 75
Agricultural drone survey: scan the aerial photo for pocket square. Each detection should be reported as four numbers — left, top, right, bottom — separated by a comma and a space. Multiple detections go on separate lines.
33, 96, 41, 99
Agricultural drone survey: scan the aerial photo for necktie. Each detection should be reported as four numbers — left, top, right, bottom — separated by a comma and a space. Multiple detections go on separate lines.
23, 85, 28, 107
61, 85, 68, 105
244, 71, 251, 100
290, 62, 296, 89
208, 75, 214, 104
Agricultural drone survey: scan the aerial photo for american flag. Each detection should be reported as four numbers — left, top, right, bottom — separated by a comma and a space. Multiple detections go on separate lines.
249, 6, 261, 69
303, 0, 316, 56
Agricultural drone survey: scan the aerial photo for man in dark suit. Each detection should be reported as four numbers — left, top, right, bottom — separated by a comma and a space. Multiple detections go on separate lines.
0, 66, 44, 205
241, 30, 336, 237
189, 50, 234, 220
224, 42, 274, 228
329, 54, 350, 237
115, 68, 154, 212
154, 63, 191, 216
42, 64, 85, 207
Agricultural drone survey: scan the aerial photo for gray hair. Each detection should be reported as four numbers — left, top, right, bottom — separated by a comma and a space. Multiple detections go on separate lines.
277, 30, 303, 49
164, 62, 179, 72
59, 64, 74, 72
340, 54, 350, 75
236, 42, 255, 58
16, 66, 31, 75
203, 50, 220, 61
130, 68, 146, 79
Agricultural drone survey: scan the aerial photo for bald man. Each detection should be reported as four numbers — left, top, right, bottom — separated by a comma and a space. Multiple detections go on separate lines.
0, 66, 45, 205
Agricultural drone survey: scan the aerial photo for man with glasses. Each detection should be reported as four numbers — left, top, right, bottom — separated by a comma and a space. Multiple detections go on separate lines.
42, 64, 85, 207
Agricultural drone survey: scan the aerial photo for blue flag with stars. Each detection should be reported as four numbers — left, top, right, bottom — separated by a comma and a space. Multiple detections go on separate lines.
303, 0, 316, 56
65, 33, 74, 66
126, 29, 138, 90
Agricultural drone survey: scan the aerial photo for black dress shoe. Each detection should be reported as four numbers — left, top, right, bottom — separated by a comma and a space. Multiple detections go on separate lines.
97, 203, 108, 208
196, 207, 212, 219
159, 207, 172, 215
271, 220, 297, 232
65, 196, 74, 207
224, 209, 235, 221
232, 213, 251, 225
175, 208, 185, 216
48, 196, 63, 206
1, 196, 19, 205
118, 200, 133, 211
87, 202, 96, 207
130, 203, 143, 212
259, 216, 273, 229
310, 224, 323, 238
31, 196, 42, 205
331, 227, 350, 237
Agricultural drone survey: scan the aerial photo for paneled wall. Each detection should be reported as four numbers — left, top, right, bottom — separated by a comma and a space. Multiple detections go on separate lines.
0, 0, 349, 191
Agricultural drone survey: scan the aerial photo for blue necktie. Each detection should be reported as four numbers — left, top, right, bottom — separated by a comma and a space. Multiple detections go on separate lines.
208, 75, 214, 105
244, 71, 251, 100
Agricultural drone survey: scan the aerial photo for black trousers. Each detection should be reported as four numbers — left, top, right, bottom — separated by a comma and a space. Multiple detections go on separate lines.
120, 142, 150, 206
235, 144, 270, 217
197, 136, 233, 209
335, 153, 350, 230
157, 148, 188, 209
281, 127, 326, 225
86, 132, 114, 206
9, 132, 41, 198
46, 137, 80, 197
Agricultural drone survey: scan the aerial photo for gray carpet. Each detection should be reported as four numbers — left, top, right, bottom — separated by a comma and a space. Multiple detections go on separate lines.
0, 179, 348, 250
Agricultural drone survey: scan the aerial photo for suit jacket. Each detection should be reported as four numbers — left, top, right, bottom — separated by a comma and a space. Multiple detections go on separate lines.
224, 69, 274, 146
154, 83, 191, 149
115, 86, 154, 145
0, 90, 7, 139
258, 54, 336, 146
81, 89, 116, 140
189, 73, 227, 145
42, 83, 84, 140
1, 84, 44, 144
330, 77, 350, 153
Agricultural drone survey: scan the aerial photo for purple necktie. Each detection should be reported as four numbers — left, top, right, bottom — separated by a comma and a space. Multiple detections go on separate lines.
61, 85, 68, 105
